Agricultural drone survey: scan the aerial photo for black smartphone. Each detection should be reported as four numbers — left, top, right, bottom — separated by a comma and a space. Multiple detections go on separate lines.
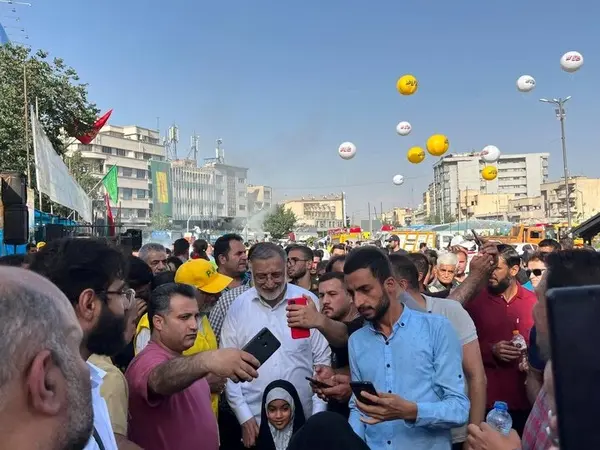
349, 381, 378, 406
471, 229, 483, 247
305, 376, 332, 389
242, 327, 281, 366
547, 285, 600, 449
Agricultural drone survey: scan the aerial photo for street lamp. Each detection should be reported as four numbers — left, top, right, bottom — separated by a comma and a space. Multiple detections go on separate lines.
539, 96, 572, 228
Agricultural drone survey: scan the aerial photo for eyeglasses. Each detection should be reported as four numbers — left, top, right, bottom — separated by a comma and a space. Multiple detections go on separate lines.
287, 258, 309, 265
254, 272, 285, 283
526, 268, 546, 278
101, 288, 136, 310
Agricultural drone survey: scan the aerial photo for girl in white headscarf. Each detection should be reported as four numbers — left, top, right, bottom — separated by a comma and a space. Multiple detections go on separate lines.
256, 380, 306, 450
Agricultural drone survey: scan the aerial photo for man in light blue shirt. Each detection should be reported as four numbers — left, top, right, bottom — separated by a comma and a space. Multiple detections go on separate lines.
344, 247, 469, 450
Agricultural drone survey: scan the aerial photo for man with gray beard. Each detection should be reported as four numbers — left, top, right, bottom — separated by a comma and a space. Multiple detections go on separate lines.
0, 267, 93, 450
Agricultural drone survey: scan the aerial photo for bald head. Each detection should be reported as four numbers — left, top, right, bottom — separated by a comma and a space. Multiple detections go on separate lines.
0, 267, 92, 450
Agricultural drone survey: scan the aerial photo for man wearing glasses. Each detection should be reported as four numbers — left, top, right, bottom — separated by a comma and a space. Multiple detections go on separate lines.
286, 245, 316, 294
30, 238, 140, 450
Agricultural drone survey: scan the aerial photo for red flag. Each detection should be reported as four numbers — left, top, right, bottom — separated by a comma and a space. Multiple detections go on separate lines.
76, 110, 113, 144
105, 192, 115, 236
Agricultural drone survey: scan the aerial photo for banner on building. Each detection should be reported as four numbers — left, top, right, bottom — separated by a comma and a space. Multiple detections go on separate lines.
150, 160, 172, 217
31, 110, 93, 223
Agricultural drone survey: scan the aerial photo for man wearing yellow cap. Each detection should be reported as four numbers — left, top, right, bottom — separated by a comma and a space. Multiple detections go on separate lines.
134, 259, 233, 416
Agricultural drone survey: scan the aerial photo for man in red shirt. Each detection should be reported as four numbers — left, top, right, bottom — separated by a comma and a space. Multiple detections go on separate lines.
126, 283, 260, 450
465, 244, 537, 435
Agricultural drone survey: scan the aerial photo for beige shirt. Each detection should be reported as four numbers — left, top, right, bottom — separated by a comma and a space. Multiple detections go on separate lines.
87, 354, 129, 436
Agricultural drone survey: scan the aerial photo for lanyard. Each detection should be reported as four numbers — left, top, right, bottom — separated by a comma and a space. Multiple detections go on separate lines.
93, 428, 106, 450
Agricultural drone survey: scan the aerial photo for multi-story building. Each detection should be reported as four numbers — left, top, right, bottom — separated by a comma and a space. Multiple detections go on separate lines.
432, 152, 549, 221
541, 176, 600, 223
382, 207, 413, 227
457, 190, 514, 221
284, 194, 343, 231
247, 185, 273, 215
170, 159, 217, 227
66, 125, 166, 227
507, 196, 545, 223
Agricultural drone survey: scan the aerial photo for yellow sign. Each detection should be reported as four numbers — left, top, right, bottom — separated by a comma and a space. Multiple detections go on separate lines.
156, 171, 169, 203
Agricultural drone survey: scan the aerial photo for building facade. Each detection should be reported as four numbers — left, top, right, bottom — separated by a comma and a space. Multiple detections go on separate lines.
541, 176, 600, 223
284, 195, 343, 231
247, 185, 273, 215
432, 152, 549, 221
66, 125, 166, 228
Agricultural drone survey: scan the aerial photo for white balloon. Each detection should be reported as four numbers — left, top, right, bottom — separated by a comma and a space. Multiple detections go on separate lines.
560, 51, 584, 73
392, 174, 404, 185
516, 75, 536, 93
481, 145, 501, 163
396, 121, 412, 136
338, 142, 357, 160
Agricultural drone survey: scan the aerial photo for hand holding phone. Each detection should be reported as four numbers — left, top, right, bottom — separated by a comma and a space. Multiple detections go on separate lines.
287, 297, 311, 339
242, 327, 281, 366
305, 376, 332, 389
349, 381, 379, 406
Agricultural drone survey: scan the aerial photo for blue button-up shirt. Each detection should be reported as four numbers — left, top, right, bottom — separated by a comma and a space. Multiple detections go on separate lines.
348, 305, 469, 450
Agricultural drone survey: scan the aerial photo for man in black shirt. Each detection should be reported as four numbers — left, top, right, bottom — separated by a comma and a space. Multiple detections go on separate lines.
310, 272, 364, 418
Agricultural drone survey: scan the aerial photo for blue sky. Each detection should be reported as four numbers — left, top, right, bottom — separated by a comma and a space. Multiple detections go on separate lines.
4, 0, 600, 219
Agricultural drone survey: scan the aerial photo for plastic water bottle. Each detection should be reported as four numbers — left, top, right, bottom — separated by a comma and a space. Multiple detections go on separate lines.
511, 319, 528, 367
486, 401, 513, 435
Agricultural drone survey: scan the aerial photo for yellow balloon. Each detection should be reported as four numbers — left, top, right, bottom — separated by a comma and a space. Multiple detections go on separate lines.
407, 146, 425, 164
397, 74, 418, 96
481, 165, 498, 181
426, 134, 450, 157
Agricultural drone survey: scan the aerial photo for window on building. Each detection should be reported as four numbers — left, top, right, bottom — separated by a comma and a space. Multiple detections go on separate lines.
238, 177, 246, 184
101, 146, 112, 154
216, 175, 224, 184
136, 189, 146, 199
116, 149, 127, 157
238, 191, 246, 198
138, 209, 147, 218
121, 188, 132, 200
136, 169, 146, 179
239, 204, 246, 211
121, 167, 133, 177
135, 152, 143, 159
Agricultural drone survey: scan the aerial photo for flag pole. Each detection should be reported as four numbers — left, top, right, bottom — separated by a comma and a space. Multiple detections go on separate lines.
66, 164, 117, 220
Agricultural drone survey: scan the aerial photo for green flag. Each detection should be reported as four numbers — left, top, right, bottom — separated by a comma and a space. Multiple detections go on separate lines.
102, 165, 118, 204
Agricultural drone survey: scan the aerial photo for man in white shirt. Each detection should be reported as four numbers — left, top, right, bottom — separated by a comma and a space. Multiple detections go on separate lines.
30, 238, 140, 450
221, 242, 332, 448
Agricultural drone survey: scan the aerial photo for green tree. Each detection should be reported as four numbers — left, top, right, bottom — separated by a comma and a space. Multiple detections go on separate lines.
425, 214, 441, 225
0, 44, 98, 181
263, 204, 297, 239
150, 213, 171, 231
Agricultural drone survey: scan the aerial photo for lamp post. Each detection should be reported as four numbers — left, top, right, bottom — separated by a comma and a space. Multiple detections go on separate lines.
539, 96, 572, 229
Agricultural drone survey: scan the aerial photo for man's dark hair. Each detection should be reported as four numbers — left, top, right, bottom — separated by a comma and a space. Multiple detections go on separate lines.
545, 250, 600, 290
26, 243, 36, 252
167, 256, 183, 271
29, 238, 128, 307
173, 238, 190, 257
406, 253, 429, 279
325, 254, 346, 273
318, 271, 345, 285
424, 249, 438, 266
213, 234, 243, 266
286, 245, 314, 261
496, 244, 521, 269
344, 247, 393, 285
331, 244, 346, 252
128, 256, 153, 291
526, 251, 547, 265
419, 242, 427, 249
389, 254, 420, 290
0, 254, 26, 267
148, 283, 196, 331
152, 271, 176, 290
314, 249, 324, 259
538, 239, 561, 252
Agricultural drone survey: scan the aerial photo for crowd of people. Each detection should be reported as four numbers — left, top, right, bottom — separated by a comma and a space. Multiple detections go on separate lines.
0, 232, 586, 450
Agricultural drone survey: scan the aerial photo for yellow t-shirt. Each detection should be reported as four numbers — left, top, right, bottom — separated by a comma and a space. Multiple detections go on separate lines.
135, 313, 219, 416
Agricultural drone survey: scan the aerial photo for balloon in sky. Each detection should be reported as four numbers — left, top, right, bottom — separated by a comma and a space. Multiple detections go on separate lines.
407, 146, 425, 164
392, 174, 404, 186
338, 142, 357, 160
396, 121, 412, 136
516, 75, 536, 93
481, 165, 498, 181
426, 134, 450, 157
560, 51, 584, 73
481, 145, 501, 163
396, 74, 418, 96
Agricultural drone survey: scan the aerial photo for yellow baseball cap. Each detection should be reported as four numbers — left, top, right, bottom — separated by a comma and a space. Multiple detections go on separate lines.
36, 241, 46, 249
175, 259, 233, 294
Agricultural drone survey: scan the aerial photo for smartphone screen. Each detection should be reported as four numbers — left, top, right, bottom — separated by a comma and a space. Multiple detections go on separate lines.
288, 297, 310, 339
350, 381, 378, 406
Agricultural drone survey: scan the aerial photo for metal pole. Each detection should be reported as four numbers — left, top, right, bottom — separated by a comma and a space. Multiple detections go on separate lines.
558, 101, 572, 229
368, 202, 371, 233
23, 64, 31, 186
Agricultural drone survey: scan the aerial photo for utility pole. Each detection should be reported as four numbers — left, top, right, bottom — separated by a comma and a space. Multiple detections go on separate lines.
540, 96, 572, 229
368, 202, 372, 233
